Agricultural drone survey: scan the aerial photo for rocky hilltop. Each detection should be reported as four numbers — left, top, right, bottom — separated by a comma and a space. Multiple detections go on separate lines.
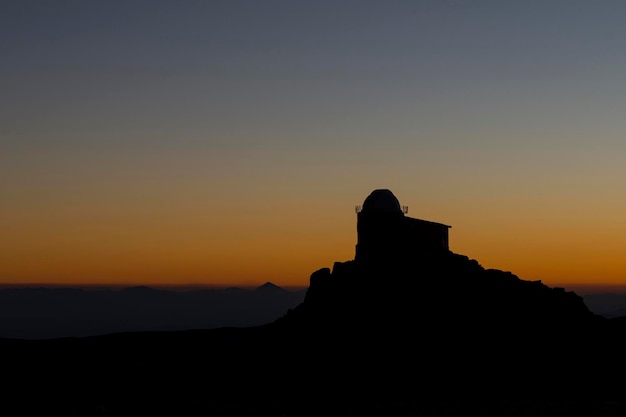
259, 252, 621, 411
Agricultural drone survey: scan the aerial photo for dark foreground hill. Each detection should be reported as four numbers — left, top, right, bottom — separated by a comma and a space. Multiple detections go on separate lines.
3, 251, 626, 416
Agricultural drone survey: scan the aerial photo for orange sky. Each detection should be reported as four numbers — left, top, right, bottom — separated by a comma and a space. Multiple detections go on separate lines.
2, 179, 626, 291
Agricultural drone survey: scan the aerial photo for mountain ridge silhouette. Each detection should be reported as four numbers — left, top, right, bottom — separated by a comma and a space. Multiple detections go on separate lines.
0, 283, 305, 339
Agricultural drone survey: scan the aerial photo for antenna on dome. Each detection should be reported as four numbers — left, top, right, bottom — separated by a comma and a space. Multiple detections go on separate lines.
402, 206, 409, 214
355, 205, 362, 213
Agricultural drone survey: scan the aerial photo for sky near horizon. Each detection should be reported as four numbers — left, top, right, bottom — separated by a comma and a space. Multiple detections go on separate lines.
3, 1, 626, 290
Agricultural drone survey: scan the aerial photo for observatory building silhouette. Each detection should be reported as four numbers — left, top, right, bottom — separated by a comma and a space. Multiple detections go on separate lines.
355, 189, 451, 262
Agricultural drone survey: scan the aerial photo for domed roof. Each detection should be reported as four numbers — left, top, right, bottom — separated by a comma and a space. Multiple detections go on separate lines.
361, 189, 402, 213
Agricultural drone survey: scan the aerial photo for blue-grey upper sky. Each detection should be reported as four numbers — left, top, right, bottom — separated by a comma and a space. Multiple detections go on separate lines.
5, 0, 626, 149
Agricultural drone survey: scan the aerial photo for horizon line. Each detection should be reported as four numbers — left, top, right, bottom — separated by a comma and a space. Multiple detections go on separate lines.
0, 282, 310, 291
1, 282, 626, 294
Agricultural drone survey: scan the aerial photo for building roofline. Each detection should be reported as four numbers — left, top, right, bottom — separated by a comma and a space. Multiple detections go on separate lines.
407, 216, 452, 228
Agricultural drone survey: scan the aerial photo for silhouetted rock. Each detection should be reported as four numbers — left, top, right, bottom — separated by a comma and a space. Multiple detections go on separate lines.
266, 253, 609, 400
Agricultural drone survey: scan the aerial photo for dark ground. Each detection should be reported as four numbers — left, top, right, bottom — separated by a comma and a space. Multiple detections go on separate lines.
4, 253, 626, 416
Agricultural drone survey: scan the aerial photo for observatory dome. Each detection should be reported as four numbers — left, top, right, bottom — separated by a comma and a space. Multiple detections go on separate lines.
361, 189, 402, 213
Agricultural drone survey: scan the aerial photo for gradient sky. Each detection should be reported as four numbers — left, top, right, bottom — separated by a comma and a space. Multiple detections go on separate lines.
3, 1, 626, 290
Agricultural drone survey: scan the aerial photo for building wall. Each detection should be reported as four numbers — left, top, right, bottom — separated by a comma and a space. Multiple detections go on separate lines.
403, 217, 450, 252
355, 212, 450, 262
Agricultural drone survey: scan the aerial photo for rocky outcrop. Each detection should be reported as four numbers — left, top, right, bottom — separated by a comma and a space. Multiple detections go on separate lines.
265, 251, 621, 405
276, 251, 599, 333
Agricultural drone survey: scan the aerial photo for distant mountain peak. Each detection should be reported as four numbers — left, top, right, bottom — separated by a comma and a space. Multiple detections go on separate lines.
256, 282, 284, 292
124, 285, 157, 292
